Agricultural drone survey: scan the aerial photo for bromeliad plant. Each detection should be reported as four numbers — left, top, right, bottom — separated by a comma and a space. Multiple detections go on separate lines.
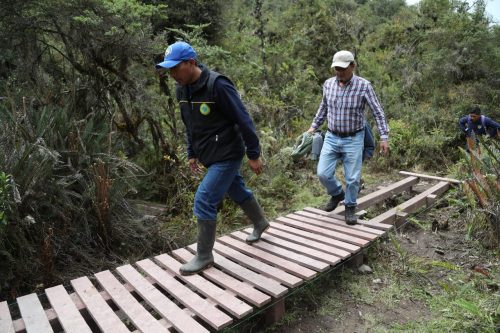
0, 171, 11, 229
461, 136, 500, 245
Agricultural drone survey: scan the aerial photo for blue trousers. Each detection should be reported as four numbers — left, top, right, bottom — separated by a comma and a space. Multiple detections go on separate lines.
194, 159, 253, 220
317, 130, 364, 207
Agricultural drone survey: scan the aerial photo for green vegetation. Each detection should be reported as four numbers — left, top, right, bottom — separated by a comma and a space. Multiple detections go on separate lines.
0, 0, 498, 329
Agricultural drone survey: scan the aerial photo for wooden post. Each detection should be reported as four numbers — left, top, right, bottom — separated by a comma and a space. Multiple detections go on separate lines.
346, 250, 365, 269
426, 194, 437, 206
264, 298, 285, 326
395, 211, 408, 228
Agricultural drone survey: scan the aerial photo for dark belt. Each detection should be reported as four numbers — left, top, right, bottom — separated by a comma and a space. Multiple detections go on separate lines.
328, 128, 363, 138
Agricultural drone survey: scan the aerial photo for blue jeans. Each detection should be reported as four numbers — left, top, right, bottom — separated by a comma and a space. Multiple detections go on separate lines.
194, 159, 253, 220
317, 130, 364, 207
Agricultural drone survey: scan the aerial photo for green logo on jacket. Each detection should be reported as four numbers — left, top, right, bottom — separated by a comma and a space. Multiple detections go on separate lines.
200, 103, 210, 115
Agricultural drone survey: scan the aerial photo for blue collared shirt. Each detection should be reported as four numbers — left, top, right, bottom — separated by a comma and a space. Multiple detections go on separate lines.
311, 75, 389, 140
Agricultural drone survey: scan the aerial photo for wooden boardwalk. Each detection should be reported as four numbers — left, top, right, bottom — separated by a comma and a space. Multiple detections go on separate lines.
0, 172, 456, 333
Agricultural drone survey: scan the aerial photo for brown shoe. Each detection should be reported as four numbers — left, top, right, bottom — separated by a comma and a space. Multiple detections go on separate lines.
322, 191, 345, 212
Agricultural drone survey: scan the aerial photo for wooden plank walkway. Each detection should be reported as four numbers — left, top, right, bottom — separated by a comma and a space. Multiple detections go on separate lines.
0, 174, 457, 332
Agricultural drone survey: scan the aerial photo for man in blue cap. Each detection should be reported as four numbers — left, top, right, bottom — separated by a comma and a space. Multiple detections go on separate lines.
156, 41, 269, 275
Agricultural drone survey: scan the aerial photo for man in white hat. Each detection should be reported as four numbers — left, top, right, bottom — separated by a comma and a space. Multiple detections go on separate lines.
307, 50, 389, 225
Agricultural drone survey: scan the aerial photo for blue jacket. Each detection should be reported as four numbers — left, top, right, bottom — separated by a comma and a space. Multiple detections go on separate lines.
459, 115, 500, 137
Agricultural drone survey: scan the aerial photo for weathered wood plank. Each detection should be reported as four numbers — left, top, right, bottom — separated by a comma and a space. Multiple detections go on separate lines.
222, 233, 322, 276
275, 216, 369, 247
270, 222, 360, 253
229, 231, 335, 270
16, 293, 54, 333
332, 176, 420, 214
187, 244, 288, 298
136, 258, 233, 330
303, 207, 393, 231
154, 253, 253, 319
287, 213, 379, 240
399, 171, 462, 184
94, 270, 169, 333
293, 210, 385, 236
115, 264, 209, 333
45, 285, 92, 333
213, 241, 305, 286
172, 248, 272, 306
241, 228, 342, 265
71, 276, 130, 333
0, 301, 15, 333
369, 181, 450, 225
264, 225, 351, 259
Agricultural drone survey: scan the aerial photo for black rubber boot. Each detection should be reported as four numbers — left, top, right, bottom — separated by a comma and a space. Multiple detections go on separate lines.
240, 197, 270, 244
345, 205, 357, 225
180, 219, 216, 275
322, 191, 345, 212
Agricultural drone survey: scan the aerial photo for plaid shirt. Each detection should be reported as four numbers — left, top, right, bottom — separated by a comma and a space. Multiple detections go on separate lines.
311, 75, 389, 140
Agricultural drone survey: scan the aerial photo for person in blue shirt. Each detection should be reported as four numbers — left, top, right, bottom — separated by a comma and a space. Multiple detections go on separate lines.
156, 41, 269, 275
459, 106, 500, 140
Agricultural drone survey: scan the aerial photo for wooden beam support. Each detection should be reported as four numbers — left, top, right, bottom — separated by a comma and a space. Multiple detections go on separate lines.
332, 176, 420, 214
369, 181, 450, 225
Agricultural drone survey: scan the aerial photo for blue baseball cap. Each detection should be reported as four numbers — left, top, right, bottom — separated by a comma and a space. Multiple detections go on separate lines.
155, 41, 197, 69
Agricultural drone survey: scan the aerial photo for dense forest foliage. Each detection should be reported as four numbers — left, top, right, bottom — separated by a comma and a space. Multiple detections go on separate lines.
0, 0, 498, 307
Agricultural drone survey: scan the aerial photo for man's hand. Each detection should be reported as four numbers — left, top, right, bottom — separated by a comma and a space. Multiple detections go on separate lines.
188, 158, 202, 173
248, 158, 264, 175
307, 127, 316, 134
379, 140, 389, 155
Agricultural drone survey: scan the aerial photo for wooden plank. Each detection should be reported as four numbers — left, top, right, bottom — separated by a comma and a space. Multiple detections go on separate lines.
332, 176, 420, 214
16, 293, 54, 333
0, 301, 15, 333
229, 231, 335, 270
264, 225, 351, 259
172, 248, 272, 307
222, 233, 324, 275
115, 264, 209, 333
369, 181, 450, 225
213, 241, 305, 286
287, 212, 379, 240
187, 244, 288, 298
241, 228, 342, 265
71, 276, 130, 333
13, 280, 170, 333
399, 171, 462, 184
275, 216, 369, 247
153, 253, 253, 319
294, 210, 385, 236
303, 207, 393, 231
94, 270, 169, 333
45, 285, 92, 333
136, 258, 233, 330
270, 222, 360, 253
